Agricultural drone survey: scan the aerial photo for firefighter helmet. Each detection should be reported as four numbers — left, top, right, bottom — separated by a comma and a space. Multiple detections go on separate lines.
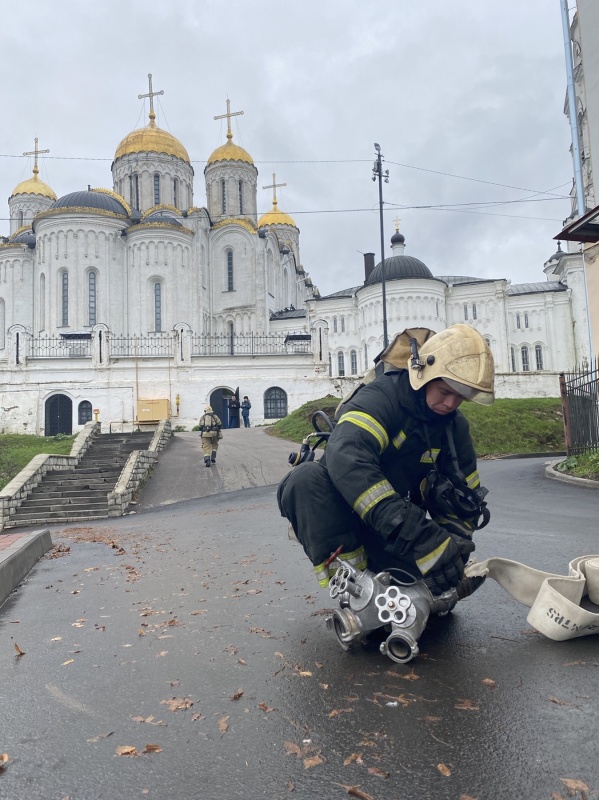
407, 324, 494, 405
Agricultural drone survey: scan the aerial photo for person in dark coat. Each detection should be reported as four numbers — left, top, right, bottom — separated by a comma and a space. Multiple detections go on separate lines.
241, 396, 251, 428
277, 325, 494, 595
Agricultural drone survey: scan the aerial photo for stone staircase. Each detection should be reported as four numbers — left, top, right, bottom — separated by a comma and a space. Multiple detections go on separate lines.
7, 432, 155, 528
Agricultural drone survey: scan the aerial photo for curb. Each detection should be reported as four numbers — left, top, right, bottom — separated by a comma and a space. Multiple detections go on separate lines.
545, 460, 599, 489
0, 529, 53, 608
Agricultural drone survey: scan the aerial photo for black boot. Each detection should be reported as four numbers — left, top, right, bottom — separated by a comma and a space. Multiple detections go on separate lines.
211, 450, 217, 463
204, 455, 211, 468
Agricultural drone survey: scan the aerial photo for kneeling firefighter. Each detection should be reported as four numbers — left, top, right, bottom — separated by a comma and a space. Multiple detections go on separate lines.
277, 324, 494, 661
198, 405, 223, 467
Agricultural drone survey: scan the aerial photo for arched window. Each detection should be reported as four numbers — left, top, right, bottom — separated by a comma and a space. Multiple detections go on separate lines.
18, 210, 24, 227
0, 298, 5, 349
484, 336, 491, 348
154, 282, 163, 331
61, 271, 69, 326
173, 178, 179, 208
328, 353, 332, 377
267, 252, 274, 295
221, 179, 227, 214
350, 350, 358, 375
524, 312, 529, 329
264, 387, 288, 419
88, 271, 97, 326
535, 344, 544, 370
341, 316, 346, 333
333, 316, 338, 333
78, 401, 93, 425
472, 303, 477, 320
239, 180, 244, 215
228, 321, 234, 355
510, 346, 516, 372
436, 299, 440, 318
463, 304, 468, 321
226, 250, 234, 291
364, 342, 368, 369
154, 174, 161, 205
39, 274, 45, 331
516, 313, 521, 330
521, 345, 530, 372
338, 351, 345, 376
130, 174, 140, 209
283, 269, 289, 303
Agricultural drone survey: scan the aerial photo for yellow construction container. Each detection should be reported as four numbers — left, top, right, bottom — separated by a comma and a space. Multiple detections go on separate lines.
137, 399, 170, 422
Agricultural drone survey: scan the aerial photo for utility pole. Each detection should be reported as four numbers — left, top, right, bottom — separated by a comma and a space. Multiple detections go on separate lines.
372, 144, 389, 348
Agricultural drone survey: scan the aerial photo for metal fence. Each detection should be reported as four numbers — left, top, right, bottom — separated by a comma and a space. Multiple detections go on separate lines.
190, 332, 311, 356
110, 333, 176, 358
29, 336, 92, 358
560, 359, 599, 455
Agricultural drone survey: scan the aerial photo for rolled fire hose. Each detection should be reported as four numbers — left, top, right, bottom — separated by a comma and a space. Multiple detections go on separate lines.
465, 555, 599, 640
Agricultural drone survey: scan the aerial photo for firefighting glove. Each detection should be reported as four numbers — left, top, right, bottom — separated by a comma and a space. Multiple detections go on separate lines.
434, 517, 476, 565
414, 534, 465, 595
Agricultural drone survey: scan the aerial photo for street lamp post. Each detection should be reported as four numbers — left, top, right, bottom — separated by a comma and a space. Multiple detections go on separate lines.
372, 143, 390, 348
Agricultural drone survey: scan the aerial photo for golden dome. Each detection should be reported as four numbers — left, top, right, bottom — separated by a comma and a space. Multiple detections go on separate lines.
11, 167, 57, 200
258, 200, 296, 228
207, 134, 254, 166
115, 111, 189, 162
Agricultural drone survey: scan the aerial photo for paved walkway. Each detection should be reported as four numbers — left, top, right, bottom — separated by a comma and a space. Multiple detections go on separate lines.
0, 427, 295, 608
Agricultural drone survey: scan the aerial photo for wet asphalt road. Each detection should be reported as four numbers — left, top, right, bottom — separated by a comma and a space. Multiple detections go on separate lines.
1, 457, 599, 800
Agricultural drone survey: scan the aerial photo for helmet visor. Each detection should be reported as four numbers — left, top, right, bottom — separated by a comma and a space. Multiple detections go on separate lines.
444, 378, 494, 406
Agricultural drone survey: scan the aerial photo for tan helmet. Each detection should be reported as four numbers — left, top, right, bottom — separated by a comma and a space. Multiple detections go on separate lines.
407, 324, 495, 405
204, 405, 213, 413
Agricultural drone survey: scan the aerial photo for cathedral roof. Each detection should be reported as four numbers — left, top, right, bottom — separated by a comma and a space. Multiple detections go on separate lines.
52, 189, 129, 215
115, 110, 190, 163
258, 200, 296, 228
11, 169, 57, 201
9, 229, 36, 248
366, 254, 433, 285
207, 136, 254, 166
143, 209, 183, 226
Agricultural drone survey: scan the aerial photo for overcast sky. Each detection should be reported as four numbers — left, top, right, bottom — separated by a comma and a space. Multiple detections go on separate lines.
1, 0, 575, 297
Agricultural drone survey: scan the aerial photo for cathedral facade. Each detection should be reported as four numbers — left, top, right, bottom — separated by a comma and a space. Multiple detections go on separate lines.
0, 81, 591, 436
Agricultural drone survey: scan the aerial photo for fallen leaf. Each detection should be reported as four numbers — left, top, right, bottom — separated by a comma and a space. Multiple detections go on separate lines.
329, 708, 354, 718
298, 670, 313, 677
161, 697, 193, 712
560, 778, 589, 795
303, 753, 324, 769
0, 754, 9, 773
14, 643, 25, 657
343, 753, 364, 766
460, 795, 479, 800
481, 678, 496, 688
191, 712, 205, 721
218, 715, 229, 736
286, 779, 295, 791
238, 658, 247, 665
368, 766, 389, 778
284, 741, 302, 757
230, 689, 244, 701
190, 610, 207, 615
156, 651, 168, 658
143, 744, 162, 754
549, 696, 570, 706
50, 637, 62, 642
115, 745, 139, 757
320, 683, 329, 690
437, 763, 452, 777
258, 703, 275, 713
334, 786, 374, 800
454, 699, 479, 711
87, 732, 114, 743
62, 659, 75, 666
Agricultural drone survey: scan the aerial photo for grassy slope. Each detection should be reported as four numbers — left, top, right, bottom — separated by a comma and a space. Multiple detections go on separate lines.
0, 434, 76, 491
268, 396, 566, 457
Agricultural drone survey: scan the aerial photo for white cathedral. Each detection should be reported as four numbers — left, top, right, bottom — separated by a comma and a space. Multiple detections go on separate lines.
0, 78, 591, 436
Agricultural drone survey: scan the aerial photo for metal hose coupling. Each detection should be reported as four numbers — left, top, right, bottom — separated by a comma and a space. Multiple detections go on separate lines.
325, 564, 486, 664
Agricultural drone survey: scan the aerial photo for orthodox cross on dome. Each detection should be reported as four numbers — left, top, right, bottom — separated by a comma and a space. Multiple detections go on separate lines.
393, 216, 401, 232
262, 173, 287, 208
138, 73, 164, 125
23, 137, 50, 177
214, 98, 244, 141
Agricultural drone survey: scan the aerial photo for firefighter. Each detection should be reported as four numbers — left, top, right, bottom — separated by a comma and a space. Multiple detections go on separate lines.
198, 405, 223, 467
277, 324, 494, 595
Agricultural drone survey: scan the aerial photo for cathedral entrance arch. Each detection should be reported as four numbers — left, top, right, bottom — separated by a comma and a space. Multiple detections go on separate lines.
209, 388, 234, 429
45, 394, 73, 436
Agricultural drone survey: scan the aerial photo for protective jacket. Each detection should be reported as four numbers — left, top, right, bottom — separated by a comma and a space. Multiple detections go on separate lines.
325, 367, 481, 563
199, 412, 222, 436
